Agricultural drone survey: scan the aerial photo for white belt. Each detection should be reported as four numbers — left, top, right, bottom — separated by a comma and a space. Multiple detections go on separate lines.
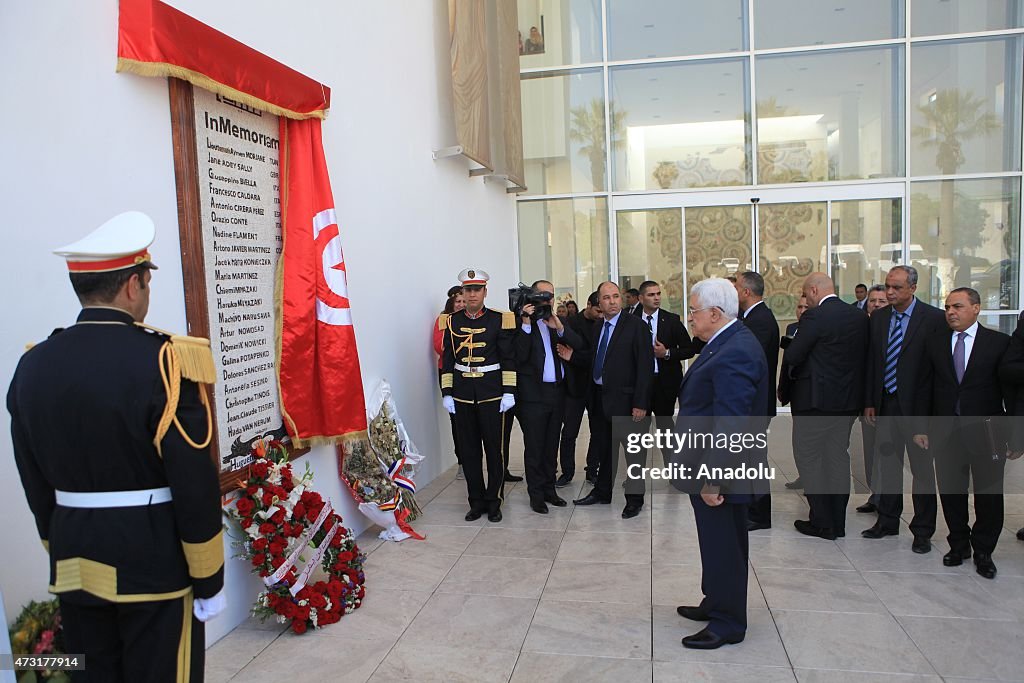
55, 487, 173, 508
455, 363, 500, 373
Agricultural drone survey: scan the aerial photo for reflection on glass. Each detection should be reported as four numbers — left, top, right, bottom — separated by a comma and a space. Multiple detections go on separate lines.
684, 205, 753, 290
517, 197, 610, 301
755, 0, 904, 49
979, 313, 1021, 335
909, 178, 1020, 309
912, 0, 1023, 36
517, 0, 602, 68
521, 69, 607, 195
607, 0, 746, 60
616, 209, 685, 315
756, 46, 904, 183
610, 60, 750, 191
831, 199, 903, 301
758, 202, 828, 332
910, 37, 1023, 176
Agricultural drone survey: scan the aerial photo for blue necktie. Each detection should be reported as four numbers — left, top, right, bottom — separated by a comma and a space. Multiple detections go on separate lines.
593, 321, 611, 383
883, 311, 904, 395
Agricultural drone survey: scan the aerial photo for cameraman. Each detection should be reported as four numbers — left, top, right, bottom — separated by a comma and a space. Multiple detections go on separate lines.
515, 280, 584, 513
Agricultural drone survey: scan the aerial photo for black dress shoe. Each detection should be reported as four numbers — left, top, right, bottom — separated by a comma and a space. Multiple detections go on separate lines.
544, 493, 567, 507
747, 520, 771, 531
554, 474, 573, 488
681, 627, 744, 649
974, 552, 997, 579
504, 471, 523, 483
856, 502, 877, 513
784, 477, 803, 490
621, 504, 642, 519
676, 605, 710, 621
488, 509, 503, 523
912, 537, 931, 554
530, 502, 549, 514
465, 509, 483, 522
1016, 527, 1024, 541
794, 519, 836, 540
861, 524, 899, 539
942, 548, 971, 566
573, 491, 611, 505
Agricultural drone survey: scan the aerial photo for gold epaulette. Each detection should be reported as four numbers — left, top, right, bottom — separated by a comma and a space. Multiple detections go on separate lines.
438, 313, 449, 331
135, 323, 216, 385
24, 343, 35, 352
501, 310, 516, 330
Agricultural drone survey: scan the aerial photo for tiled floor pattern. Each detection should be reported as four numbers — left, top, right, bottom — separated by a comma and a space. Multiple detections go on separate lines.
208, 419, 1024, 682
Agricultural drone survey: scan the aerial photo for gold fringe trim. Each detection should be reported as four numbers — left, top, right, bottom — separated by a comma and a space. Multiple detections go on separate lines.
437, 313, 449, 331
501, 311, 516, 329
155, 342, 214, 456
177, 590, 193, 683
116, 57, 328, 120
288, 429, 369, 451
181, 530, 224, 580
169, 335, 217, 385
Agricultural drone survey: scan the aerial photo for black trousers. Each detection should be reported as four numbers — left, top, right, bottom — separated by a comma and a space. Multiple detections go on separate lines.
936, 426, 1005, 555
439, 368, 463, 466
692, 496, 749, 639
521, 383, 566, 502
860, 418, 878, 503
747, 416, 774, 526
502, 407, 516, 473
558, 392, 587, 478
455, 400, 506, 512
874, 393, 937, 538
793, 411, 856, 534
60, 593, 203, 683
591, 384, 646, 503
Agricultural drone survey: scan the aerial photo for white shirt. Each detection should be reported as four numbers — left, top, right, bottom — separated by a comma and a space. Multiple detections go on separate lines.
818, 293, 838, 305
742, 300, 764, 319
642, 309, 659, 374
950, 321, 979, 369
706, 318, 738, 347
521, 321, 564, 383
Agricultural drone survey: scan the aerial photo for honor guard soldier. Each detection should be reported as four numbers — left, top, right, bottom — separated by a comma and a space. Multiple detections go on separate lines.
7, 212, 225, 682
440, 268, 517, 522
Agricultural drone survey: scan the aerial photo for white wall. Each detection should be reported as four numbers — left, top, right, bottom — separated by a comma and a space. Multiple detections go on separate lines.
0, 0, 517, 645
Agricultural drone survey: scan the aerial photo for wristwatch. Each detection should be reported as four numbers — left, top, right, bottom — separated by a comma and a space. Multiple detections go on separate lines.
664, 349, 671, 360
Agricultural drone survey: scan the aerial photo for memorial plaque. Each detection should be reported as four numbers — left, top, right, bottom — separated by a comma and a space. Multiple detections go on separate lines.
169, 79, 298, 489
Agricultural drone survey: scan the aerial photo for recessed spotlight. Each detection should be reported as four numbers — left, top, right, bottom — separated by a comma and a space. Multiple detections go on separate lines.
786, 88, 794, 92
798, 67, 808, 71
834, 6, 846, 11
723, 72, 732, 76
651, 97, 660, 101
653, 115, 661, 119
714, 110, 721, 114
856, 82, 865, 87
649, 77, 659, 82
718, 92, 726, 96
643, 23, 655, 28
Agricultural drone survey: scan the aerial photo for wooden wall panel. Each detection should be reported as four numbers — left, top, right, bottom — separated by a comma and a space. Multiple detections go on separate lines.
496, 0, 525, 191
448, 0, 492, 170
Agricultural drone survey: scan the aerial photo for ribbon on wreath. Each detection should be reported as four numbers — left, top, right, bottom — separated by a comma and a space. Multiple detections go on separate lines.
289, 522, 339, 596
395, 507, 425, 541
385, 456, 417, 494
263, 503, 333, 587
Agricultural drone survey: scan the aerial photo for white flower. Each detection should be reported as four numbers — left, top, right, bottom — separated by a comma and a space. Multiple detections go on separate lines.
311, 608, 319, 629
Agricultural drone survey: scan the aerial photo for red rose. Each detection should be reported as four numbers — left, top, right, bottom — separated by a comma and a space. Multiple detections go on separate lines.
271, 509, 285, 525
235, 497, 254, 516
251, 553, 266, 566
292, 503, 306, 520
291, 524, 303, 538
337, 551, 354, 563
357, 586, 366, 599
252, 538, 268, 551
291, 619, 307, 634
298, 605, 311, 620
330, 534, 343, 548
241, 516, 254, 529
246, 485, 258, 496
271, 556, 284, 569
311, 594, 327, 609
252, 461, 270, 478
305, 506, 319, 523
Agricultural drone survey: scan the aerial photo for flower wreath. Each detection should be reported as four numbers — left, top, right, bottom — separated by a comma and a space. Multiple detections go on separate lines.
227, 440, 366, 634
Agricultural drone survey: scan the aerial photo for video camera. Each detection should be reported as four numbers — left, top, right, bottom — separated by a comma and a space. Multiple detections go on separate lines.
509, 282, 554, 321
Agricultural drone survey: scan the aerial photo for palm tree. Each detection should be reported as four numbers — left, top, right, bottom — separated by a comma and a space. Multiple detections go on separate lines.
912, 88, 1000, 300
568, 98, 626, 191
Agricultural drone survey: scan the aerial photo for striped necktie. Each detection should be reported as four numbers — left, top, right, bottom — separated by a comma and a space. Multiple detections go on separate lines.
883, 311, 904, 395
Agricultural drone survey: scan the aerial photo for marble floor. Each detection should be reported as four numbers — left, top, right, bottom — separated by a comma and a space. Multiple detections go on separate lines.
207, 419, 1024, 682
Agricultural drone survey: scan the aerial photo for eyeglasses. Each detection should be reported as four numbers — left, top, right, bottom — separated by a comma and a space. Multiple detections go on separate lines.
687, 306, 721, 316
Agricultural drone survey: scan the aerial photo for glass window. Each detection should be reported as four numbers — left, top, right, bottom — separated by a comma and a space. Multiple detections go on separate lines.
758, 202, 828, 333
755, 0, 904, 50
979, 313, 1021, 335
910, 37, 1023, 176
607, 0, 746, 61
518, 0, 603, 68
521, 69, 607, 195
610, 59, 751, 191
684, 205, 753, 290
909, 177, 1021, 309
830, 199, 903, 300
756, 46, 904, 183
616, 209, 686, 315
912, 0, 1023, 36
517, 197, 610, 301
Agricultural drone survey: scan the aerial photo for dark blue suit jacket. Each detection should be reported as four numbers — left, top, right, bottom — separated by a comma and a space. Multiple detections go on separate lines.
674, 321, 770, 500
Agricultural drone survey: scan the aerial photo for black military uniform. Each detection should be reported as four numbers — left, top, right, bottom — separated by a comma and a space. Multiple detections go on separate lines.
440, 270, 516, 520
7, 213, 224, 682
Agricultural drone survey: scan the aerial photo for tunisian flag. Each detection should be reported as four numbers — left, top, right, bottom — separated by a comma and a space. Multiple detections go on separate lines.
277, 118, 367, 447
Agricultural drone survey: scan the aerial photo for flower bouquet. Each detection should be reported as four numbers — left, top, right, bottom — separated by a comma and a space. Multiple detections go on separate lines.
8, 599, 68, 682
227, 440, 365, 634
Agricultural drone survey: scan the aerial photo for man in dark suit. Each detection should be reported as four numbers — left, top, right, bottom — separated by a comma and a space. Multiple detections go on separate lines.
855, 284, 889, 512
623, 288, 642, 316
853, 283, 868, 311
779, 296, 806, 490
783, 273, 869, 540
571, 282, 653, 518
735, 272, 779, 530
554, 291, 599, 487
861, 266, 946, 553
515, 280, 584, 514
914, 288, 1011, 579
998, 310, 1024, 543
673, 277, 769, 650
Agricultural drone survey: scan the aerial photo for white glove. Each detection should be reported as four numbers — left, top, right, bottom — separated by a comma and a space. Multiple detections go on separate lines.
193, 589, 226, 622
499, 393, 515, 413
442, 396, 456, 414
